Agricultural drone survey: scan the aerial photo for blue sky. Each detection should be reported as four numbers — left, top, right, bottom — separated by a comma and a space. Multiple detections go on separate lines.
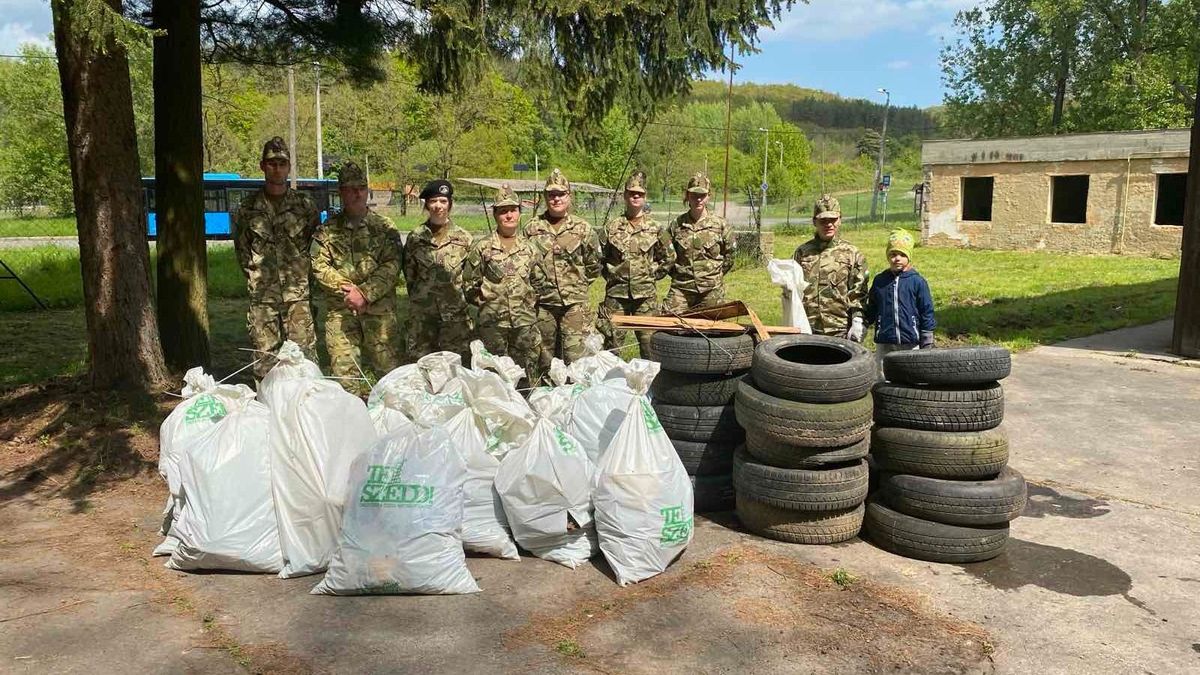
0, 0, 979, 108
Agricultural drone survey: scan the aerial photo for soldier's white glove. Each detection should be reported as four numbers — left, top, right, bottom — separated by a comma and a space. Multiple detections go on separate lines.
845, 316, 864, 343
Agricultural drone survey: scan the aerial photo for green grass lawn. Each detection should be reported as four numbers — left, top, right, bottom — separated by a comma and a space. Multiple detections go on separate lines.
0, 217, 78, 237
0, 224, 1181, 388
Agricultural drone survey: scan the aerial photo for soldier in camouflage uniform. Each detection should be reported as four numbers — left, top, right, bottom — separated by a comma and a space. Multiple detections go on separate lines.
402, 179, 474, 360
523, 168, 601, 371
464, 184, 542, 382
792, 194, 870, 340
596, 171, 674, 358
233, 137, 320, 379
310, 161, 402, 392
663, 172, 737, 313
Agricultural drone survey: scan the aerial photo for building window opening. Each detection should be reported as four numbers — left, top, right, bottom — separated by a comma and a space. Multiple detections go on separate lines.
1154, 173, 1187, 226
1050, 175, 1089, 223
961, 177, 994, 221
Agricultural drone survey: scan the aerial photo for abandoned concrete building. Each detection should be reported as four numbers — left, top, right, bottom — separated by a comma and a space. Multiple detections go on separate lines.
920, 129, 1190, 257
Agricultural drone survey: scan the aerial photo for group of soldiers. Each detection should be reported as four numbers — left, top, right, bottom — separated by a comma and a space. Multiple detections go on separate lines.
234, 136, 870, 393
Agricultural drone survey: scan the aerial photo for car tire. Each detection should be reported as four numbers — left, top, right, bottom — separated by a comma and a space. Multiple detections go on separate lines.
873, 381, 1004, 432
651, 370, 746, 406
652, 402, 743, 443
752, 334, 875, 403
671, 438, 737, 476
650, 331, 755, 375
734, 379, 873, 448
732, 449, 869, 511
737, 497, 863, 544
880, 467, 1027, 525
864, 495, 1009, 563
883, 346, 1011, 386
872, 426, 1009, 479
744, 430, 870, 469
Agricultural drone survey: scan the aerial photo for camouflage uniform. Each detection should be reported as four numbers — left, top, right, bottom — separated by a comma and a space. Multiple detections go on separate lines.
310, 162, 402, 391
792, 195, 870, 337
402, 220, 474, 360
664, 172, 736, 313
233, 137, 320, 379
596, 172, 674, 358
523, 169, 601, 370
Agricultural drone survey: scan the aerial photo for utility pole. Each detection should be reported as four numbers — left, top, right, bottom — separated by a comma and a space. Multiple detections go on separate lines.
287, 65, 297, 189
759, 127, 769, 225
314, 61, 323, 179
870, 87, 890, 221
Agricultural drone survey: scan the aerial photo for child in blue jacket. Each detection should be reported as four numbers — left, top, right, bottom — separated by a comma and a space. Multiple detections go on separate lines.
864, 229, 935, 376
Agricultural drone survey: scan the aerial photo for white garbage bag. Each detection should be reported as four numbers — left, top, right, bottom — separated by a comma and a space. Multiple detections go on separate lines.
154, 367, 226, 556
469, 340, 525, 387
417, 351, 463, 393
368, 360, 467, 431
258, 340, 323, 396
443, 408, 519, 560
167, 385, 283, 573
528, 381, 585, 428
595, 360, 694, 585
567, 377, 637, 467
495, 417, 598, 568
263, 373, 378, 578
312, 425, 480, 595
565, 334, 623, 385
767, 258, 813, 333
367, 364, 424, 434
457, 367, 535, 458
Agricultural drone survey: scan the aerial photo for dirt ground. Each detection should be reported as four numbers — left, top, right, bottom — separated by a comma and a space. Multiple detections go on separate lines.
2, 321, 1198, 674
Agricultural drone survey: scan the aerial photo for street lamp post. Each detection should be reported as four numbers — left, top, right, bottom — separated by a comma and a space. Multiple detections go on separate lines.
758, 127, 769, 227
870, 87, 891, 221
775, 140, 784, 167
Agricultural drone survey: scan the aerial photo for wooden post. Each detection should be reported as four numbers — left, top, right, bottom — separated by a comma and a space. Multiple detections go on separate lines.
1171, 63, 1200, 357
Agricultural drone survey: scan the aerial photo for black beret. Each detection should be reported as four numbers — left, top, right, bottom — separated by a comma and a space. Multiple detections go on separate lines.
420, 179, 454, 200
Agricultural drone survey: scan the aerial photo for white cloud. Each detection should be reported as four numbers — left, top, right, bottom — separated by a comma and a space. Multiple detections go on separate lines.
0, 22, 51, 53
0, 0, 53, 53
886, 60, 912, 70
761, 0, 986, 43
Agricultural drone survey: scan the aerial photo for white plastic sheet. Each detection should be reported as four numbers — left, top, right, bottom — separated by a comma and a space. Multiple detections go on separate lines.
443, 408, 520, 560
263, 370, 378, 578
258, 340, 323, 395
312, 425, 480, 595
767, 258, 813, 334
468, 340, 525, 387
495, 417, 598, 568
567, 378, 637, 468
154, 367, 226, 556
167, 385, 283, 573
595, 360, 694, 585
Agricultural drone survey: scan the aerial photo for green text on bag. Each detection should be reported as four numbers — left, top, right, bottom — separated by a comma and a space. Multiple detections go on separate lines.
660, 505, 692, 546
184, 394, 227, 426
359, 463, 434, 506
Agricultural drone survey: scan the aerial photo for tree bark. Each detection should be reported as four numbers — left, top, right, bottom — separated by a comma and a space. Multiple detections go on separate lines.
153, 0, 210, 371
51, 0, 169, 391
1171, 62, 1200, 357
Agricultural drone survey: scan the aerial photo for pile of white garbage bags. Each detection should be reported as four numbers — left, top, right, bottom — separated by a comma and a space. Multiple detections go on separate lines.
155, 337, 694, 595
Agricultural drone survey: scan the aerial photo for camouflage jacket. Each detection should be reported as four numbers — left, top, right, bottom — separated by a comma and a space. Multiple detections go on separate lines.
309, 209, 402, 314
402, 220, 472, 320
667, 210, 736, 294
233, 188, 319, 303
792, 236, 870, 334
599, 214, 675, 300
522, 212, 601, 307
463, 232, 540, 328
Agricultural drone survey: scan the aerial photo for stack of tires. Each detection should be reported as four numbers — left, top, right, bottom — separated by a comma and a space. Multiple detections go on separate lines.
732, 335, 876, 544
649, 330, 754, 512
864, 346, 1026, 563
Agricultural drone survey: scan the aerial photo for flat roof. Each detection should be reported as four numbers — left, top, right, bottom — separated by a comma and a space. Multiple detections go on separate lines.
923, 129, 1191, 166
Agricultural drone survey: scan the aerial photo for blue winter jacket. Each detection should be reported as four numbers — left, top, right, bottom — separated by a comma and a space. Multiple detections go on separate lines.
864, 268, 935, 345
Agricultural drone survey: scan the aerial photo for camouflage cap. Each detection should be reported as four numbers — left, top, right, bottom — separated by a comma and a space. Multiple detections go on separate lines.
544, 168, 571, 193
624, 170, 648, 194
261, 136, 290, 162
492, 183, 521, 209
337, 160, 367, 188
685, 171, 710, 195
813, 194, 841, 219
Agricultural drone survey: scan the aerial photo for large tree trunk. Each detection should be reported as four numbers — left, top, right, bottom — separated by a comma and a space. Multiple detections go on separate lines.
51, 0, 168, 392
1171, 63, 1200, 357
153, 0, 210, 371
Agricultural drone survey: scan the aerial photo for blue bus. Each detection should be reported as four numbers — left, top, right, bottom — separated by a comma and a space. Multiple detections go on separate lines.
142, 173, 340, 239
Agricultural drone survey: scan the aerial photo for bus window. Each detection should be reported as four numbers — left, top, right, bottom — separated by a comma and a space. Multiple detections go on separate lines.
203, 188, 227, 213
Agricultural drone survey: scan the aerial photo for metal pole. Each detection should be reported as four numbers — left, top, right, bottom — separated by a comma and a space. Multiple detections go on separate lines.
314, 62, 323, 179
722, 42, 735, 218
759, 127, 769, 218
287, 65, 297, 190
871, 88, 890, 221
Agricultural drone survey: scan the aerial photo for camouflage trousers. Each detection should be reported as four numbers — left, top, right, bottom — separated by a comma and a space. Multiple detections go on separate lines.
247, 300, 316, 379
406, 310, 473, 362
536, 302, 594, 373
807, 310, 851, 338
596, 295, 657, 359
661, 285, 727, 315
477, 323, 542, 386
325, 307, 401, 396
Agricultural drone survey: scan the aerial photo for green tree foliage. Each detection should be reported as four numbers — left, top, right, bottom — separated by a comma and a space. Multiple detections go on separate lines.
0, 46, 72, 214
942, 0, 1200, 136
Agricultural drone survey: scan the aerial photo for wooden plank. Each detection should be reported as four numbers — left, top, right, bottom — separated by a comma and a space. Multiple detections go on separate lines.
675, 301, 748, 321
610, 315, 746, 333
744, 306, 770, 342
